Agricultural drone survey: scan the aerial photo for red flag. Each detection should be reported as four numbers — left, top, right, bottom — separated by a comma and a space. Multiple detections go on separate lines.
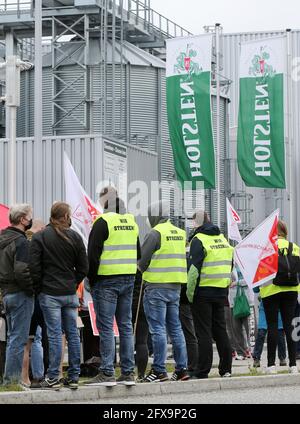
234, 210, 279, 289
0, 204, 9, 230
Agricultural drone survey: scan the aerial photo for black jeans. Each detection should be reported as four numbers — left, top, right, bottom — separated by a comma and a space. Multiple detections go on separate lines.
262, 292, 298, 367
191, 296, 232, 378
179, 303, 198, 372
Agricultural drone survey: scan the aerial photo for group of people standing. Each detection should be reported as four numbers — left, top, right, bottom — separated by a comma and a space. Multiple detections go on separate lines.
0, 187, 299, 391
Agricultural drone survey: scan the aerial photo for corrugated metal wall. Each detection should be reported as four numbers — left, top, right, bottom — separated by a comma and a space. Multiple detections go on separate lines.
15, 43, 229, 232
0, 135, 158, 241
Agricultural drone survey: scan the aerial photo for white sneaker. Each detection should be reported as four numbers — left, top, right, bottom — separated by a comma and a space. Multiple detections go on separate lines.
235, 355, 246, 361
266, 366, 277, 374
221, 372, 232, 378
289, 366, 299, 374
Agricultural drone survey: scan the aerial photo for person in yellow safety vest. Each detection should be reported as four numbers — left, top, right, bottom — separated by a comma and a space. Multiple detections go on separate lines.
86, 189, 140, 388
186, 210, 234, 379
259, 220, 300, 375
138, 201, 189, 383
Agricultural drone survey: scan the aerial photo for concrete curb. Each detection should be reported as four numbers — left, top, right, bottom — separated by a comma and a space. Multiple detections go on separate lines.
1, 374, 300, 404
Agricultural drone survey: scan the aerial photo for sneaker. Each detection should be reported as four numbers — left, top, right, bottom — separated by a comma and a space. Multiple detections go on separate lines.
279, 359, 287, 367
62, 377, 79, 390
253, 359, 260, 368
136, 376, 146, 383
143, 369, 169, 383
221, 372, 231, 378
84, 371, 116, 387
37, 378, 62, 390
170, 369, 190, 381
289, 366, 299, 374
116, 372, 136, 386
235, 354, 246, 360
19, 382, 31, 391
266, 366, 277, 375
245, 349, 252, 359
30, 379, 44, 389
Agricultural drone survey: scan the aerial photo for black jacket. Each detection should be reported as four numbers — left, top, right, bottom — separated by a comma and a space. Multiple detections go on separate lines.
88, 214, 141, 286
0, 227, 34, 297
30, 224, 88, 296
189, 223, 230, 299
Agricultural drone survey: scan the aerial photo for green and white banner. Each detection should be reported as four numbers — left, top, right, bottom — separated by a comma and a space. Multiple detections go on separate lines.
166, 35, 215, 189
237, 37, 286, 188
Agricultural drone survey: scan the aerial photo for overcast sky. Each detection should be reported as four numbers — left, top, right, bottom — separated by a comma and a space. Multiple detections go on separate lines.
150, 0, 300, 34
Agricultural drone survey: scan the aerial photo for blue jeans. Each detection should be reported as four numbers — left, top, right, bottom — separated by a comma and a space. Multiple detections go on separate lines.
3, 292, 34, 384
31, 326, 44, 380
143, 287, 187, 374
92, 275, 135, 376
252, 328, 286, 361
39, 293, 80, 380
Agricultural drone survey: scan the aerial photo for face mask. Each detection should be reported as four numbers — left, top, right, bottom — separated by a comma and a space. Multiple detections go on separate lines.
24, 219, 33, 231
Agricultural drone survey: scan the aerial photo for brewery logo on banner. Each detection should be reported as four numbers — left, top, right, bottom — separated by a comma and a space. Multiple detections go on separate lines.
237, 38, 286, 188
166, 35, 215, 189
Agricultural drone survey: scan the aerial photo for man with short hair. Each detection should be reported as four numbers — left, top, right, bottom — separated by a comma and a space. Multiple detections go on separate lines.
85, 192, 140, 387
187, 210, 234, 379
139, 201, 189, 383
0, 204, 34, 386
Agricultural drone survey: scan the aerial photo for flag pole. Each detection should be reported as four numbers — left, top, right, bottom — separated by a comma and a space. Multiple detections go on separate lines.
215, 23, 221, 228
286, 29, 294, 240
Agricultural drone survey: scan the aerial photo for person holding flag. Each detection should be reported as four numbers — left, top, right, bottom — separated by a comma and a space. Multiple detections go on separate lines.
260, 220, 300, 374
187, 210, 234, 379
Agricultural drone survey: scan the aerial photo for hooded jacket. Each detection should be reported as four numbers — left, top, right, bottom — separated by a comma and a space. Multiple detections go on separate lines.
138, 201, 182, 290
0, 227, 34, 297
187, 223, 231, 300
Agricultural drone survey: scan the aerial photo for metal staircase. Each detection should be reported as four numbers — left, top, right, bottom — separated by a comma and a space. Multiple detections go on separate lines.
0, 0, 191, 58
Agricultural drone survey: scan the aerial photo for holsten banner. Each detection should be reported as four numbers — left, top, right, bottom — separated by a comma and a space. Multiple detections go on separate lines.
166, 35, 215, 189
237, 37, 286, 188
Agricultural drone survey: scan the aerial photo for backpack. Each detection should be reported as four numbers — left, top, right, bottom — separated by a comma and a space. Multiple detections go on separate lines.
273, 242, 300, 287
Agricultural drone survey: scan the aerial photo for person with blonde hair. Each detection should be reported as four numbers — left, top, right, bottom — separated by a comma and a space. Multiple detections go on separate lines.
30, 202, 88, 390
260, 220, 300, 374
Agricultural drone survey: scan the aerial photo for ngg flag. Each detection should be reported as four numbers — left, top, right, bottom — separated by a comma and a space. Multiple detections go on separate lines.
64, 152, 100, 246
237, 37, 286, 188
234, 209, 279, 289
166, 35, 215, 189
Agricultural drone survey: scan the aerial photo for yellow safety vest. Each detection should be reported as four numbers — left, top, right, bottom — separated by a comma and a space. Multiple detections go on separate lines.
260, 238, 300, 299
194, 233, 233, 288
97, 212, 139, 276
143, 221, 187, 284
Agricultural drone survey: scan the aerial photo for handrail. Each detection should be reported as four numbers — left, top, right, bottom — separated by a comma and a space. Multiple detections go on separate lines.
0, 0, 192, 39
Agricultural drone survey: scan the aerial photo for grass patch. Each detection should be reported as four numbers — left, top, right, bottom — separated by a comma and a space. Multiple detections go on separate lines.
0, 384, 23, 392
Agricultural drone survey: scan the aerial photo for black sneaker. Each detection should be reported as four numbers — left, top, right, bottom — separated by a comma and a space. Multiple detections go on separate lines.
116, 372, 136, 386
30, 379, 44, 389
170, 369, 190, 381
143, 369, 169, 383
253, 359, 261, 368
84, 371, 116, 387
36, 378, 61, 390
62, 377, 79, 390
